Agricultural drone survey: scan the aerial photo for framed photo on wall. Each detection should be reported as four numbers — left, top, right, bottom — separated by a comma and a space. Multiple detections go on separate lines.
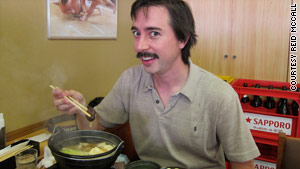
47, 0, 117, 39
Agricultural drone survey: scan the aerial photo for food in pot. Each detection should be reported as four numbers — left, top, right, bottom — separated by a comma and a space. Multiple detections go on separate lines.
60, 142, 115, 155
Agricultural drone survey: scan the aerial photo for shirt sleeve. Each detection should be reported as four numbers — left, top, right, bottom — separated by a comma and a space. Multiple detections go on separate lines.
216, 91, 261, 162
94, 70, 131, 128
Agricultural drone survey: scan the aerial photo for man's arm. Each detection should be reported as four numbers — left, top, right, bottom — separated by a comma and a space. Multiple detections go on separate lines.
80, 0, 87, 13
231, 160, 254, 169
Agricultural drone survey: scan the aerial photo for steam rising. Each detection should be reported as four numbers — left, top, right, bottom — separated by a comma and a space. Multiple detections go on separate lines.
46, 64, 68, 88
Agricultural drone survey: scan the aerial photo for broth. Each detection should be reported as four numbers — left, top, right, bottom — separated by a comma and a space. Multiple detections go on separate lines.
60, 142, 115, 156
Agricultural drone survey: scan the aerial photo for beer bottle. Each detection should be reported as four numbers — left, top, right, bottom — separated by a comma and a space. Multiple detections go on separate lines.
241, 83, 250, 103
250, 84, 262, 107
263, 85, 275, 109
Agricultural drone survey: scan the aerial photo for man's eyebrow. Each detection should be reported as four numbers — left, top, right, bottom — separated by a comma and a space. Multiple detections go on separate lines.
131, 26, 162, 31
146, 27, 162, 31
131, 26, 138, 31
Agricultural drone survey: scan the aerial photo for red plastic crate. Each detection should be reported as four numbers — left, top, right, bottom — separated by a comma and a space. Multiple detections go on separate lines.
226, 161, 231, 169
256, 143, 277, 162
231, 79, 300, 100
231, 79, 300, 146
254, 159, 277, 169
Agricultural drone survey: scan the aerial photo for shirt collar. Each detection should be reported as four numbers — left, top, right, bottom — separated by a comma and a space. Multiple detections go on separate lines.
143, 67, 154, 92
179, 59, 199, 102
142, 59, 201, 102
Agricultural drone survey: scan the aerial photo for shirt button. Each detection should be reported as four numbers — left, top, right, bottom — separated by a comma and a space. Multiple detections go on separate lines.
156, 100, 160, 104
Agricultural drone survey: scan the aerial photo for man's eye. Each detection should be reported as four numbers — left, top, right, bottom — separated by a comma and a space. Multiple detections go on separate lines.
133, 31, 140, 37
151, 32, 159, 37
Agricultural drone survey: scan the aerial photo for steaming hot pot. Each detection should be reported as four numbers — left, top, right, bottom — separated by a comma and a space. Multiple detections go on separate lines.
48, 127, 124, 169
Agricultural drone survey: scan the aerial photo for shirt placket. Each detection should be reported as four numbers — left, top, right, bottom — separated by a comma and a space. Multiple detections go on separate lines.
152, 90, 178, 115
151, 89, 164, 115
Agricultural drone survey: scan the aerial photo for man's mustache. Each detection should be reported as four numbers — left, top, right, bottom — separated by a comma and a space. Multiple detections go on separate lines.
136, 52, 159, 59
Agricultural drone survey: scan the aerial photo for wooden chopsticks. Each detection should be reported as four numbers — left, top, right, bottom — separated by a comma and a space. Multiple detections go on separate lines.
0, 145, 33, 162
49, 85, 91, 117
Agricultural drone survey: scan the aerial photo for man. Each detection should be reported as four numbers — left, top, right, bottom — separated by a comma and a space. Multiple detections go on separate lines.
57, 0, 115, 21
58, 0, 85, 17
80, 0, 116, 21
52, 0, 260, 168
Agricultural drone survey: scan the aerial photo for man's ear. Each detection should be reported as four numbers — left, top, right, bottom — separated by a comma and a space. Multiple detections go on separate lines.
179, 36, 190, 49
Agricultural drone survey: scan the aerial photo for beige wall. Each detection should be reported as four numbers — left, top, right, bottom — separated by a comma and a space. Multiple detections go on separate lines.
0, 0, 138, 132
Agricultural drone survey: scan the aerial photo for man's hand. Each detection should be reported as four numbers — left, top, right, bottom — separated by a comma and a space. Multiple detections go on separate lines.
52, 87, 86, 115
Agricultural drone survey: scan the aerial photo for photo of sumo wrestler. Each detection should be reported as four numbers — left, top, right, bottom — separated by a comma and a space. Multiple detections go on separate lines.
47, 0, 117, 39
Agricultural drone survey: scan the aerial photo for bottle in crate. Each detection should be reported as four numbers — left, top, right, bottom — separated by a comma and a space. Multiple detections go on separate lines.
241, 83, 250, 103
277, 86, 290, 115
250, 84, 262, 107
263, 85, 275, 109
291, 89, 299, 116
277, 86, 287, 108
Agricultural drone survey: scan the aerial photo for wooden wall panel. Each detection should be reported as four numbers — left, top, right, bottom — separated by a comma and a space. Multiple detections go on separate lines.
231, 0, 290, 81
189, 0, 232, 76
188, 0, 290, 81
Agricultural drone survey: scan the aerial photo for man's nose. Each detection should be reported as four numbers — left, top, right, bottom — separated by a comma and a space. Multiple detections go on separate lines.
136, 36, 150, 51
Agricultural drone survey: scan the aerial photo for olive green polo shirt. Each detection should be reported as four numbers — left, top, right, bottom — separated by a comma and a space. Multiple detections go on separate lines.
95, 62, 260, 169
